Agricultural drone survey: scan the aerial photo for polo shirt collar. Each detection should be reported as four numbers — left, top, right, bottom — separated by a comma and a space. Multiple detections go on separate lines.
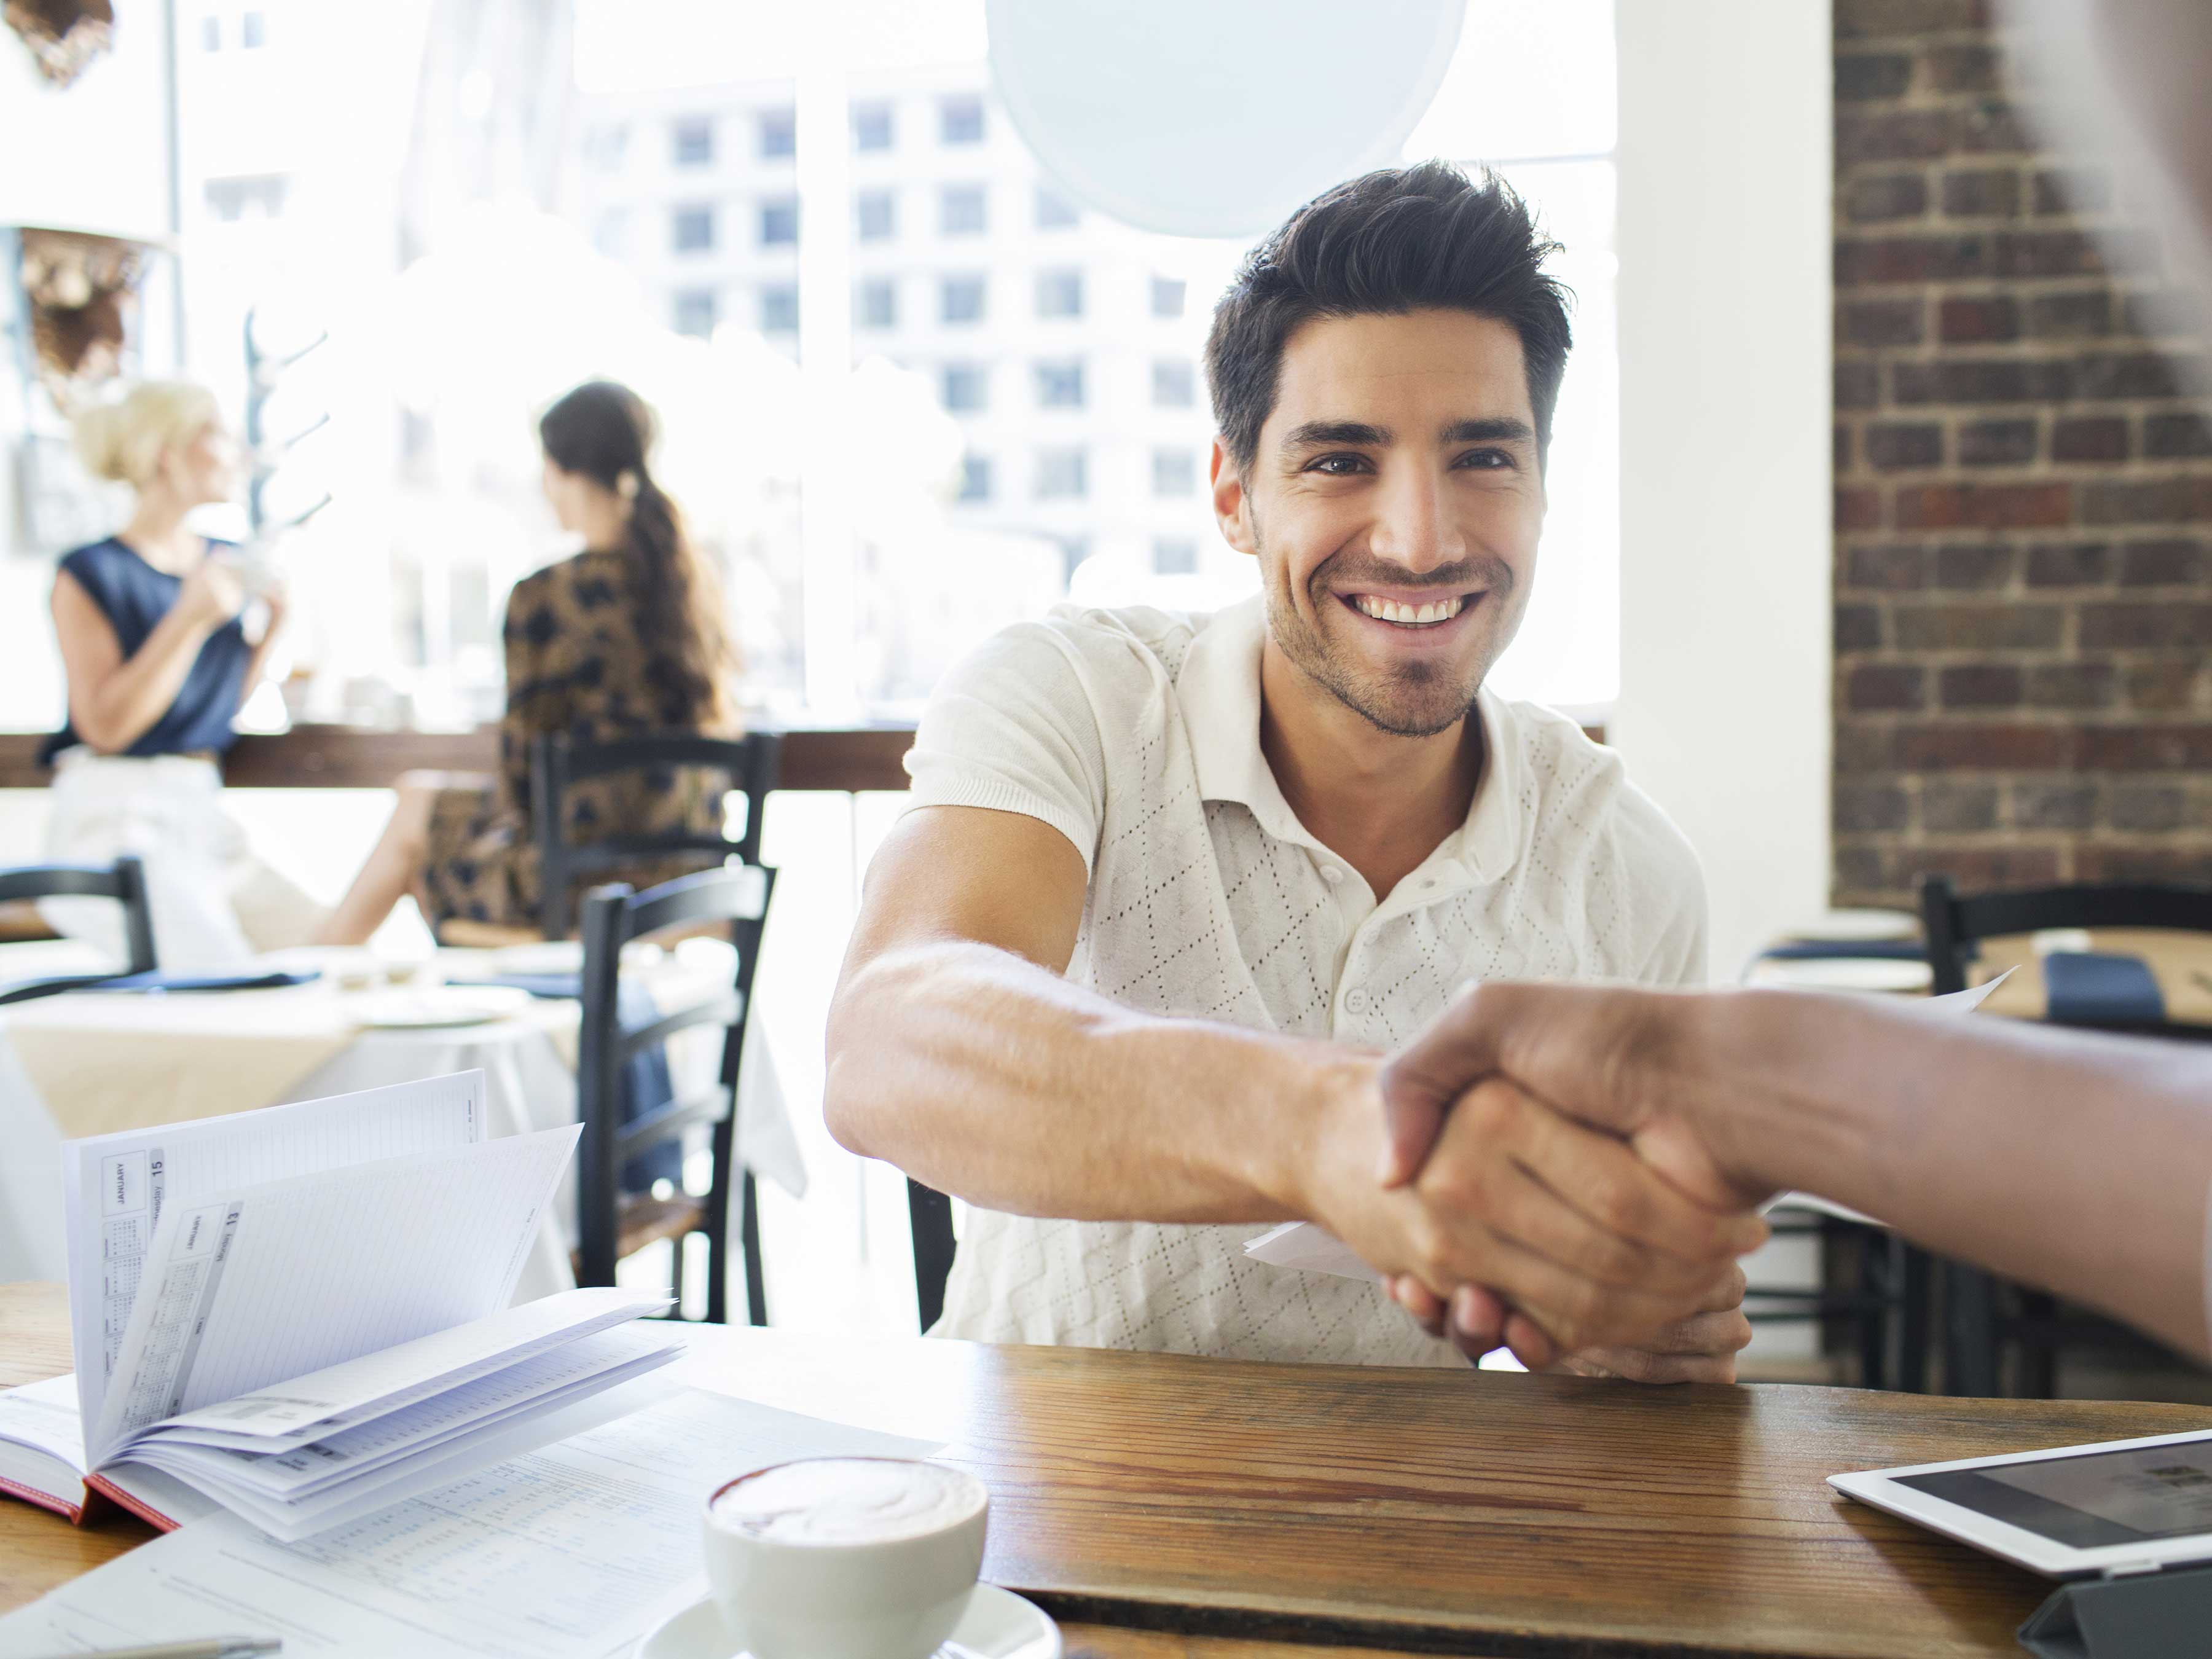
1175, 593, 1525, 886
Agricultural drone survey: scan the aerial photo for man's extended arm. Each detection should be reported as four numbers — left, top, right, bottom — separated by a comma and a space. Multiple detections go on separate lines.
1381, 983, 2212, 1365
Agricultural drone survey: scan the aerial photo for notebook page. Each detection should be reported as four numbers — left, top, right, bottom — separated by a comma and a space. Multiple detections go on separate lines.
92, 1125, 579, 1464
0, 1375, 87, 1475
61, 1070, 488, 1436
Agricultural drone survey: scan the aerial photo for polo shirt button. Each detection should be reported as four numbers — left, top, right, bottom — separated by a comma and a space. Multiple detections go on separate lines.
1320, 865, 1343, 884
1344, 987, 1370, 1014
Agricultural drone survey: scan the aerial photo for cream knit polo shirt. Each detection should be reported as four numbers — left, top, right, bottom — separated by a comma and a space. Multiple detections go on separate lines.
901, 595, 1707, 1365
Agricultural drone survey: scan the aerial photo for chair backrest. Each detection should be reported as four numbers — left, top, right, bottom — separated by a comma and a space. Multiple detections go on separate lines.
908, 1179, 957, 1333
0, 856, 157, 1002
573, 863, 778, 1317
1920, 874, 2212, 997
532, 730, 782, 940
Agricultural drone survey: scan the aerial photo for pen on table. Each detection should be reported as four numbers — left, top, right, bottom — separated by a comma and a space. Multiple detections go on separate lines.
25, 1638, 280, 1659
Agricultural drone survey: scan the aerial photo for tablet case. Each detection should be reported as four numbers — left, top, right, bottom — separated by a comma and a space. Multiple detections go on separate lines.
2018, 1565, 2212, 1658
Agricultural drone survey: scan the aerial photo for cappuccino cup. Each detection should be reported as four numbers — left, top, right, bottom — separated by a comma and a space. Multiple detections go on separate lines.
702, 1456, 989, 1659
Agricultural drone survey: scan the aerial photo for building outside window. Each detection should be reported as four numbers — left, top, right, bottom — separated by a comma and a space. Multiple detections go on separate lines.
758, 108, 796, 160
759, 197, 799, 246
857, 278, 897, 329
939, 184, 987, 236
1035, 447, 1087, 500
760, 284, 799, 333
853, 101, 893, 151
240, 9, 265, 47
1150, 275, 1186, 319
856, 189, 895, 241
672, 203, 715, 254
941, 363, 987, 412
672, 288, 718, 338
672, 116, 715, 167
1152, 447, 1198, 497
1152, 358, 1195, 407
592, 208, 629, 258
1034, 186, 1079, 230
940, 274, 986, 325
939, 95, 984, 144
204, 174, 288, 221
1035, 269, 1083, 320
201, 15, 219, 50
1033, 359, 1084, 409
1153, 536, 1199, 575
584, 122, 629, 170
959, 455, 992, 502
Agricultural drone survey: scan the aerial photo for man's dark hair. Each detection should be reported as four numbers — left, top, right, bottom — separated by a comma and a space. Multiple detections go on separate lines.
1204, 162, 1573, 476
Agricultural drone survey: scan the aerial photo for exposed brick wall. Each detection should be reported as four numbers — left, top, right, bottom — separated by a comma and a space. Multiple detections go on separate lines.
1831, 0, 2212, 905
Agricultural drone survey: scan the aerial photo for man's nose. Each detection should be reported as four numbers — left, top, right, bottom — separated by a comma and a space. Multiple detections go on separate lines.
1366, 465, 1469, 575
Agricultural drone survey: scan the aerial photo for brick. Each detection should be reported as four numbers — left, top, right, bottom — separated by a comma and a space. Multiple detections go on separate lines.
1934, 543, 2017, 589
2119, 539, 2208, 586
1927, 44, 2002, 93
1832, 845, 1891, 900
2080, 478, 2212, 526
1836, 110, 1954, 165
1835, 424, 1853, 471
1844, 173, 1929, 223
1894, 603, 2063, 650
1834, 723, 1893, 772
1835, 0, 1987, 37
2033, 167, 2111, 215
2010, 783, 2098, 830
1837, 360, 1880, 410
1834, 784, 1911, 834
2074, 353, 2193, 401
2079, 603, 2212, 649
2025, 662, 2117, 710
2111, 785, 2187, 833
1956, 103, 2034, 155
1864, 423, 1944, 470
1843, 543, 1929, 590
1938, 295, 2020, 343
1836, 487, 1885, 531
1923, 782, 2002, 833
1939, 663, 2022, 708
1839, 297, 1926, 348
1847, 664, 1926, 711
1990, 229, 2137, 279
1909, 845, 2066, 888
1894, 723, 2069, 771
1835, 234, 1990, 286
2050, 417, 2128, 463
2025, 291, 2112, 339
1941, 168, 2020, 219
1956, 419, 2037, 467
2075, 845, 2212, 884
1893, 482, 2072, 530
1835, 603, 1884, 653
1892, 358, 2073, 404
2125, 661, 2206, 711
2074, 725, 2212, 770
2143, 414, 2212, 460
2024, 541, 2111, 586
1836, 52, 1914, 100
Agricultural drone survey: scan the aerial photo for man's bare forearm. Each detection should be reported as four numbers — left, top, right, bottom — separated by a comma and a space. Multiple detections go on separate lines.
824, 939, 1371, 1223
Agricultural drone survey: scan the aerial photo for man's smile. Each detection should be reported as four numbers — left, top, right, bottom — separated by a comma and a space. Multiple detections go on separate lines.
1336, 588, 1487, 637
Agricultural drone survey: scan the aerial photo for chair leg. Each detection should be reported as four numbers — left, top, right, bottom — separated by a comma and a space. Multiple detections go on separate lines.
2019, 1290, 2060, 1398
669, 1232, 686, 1316
1945, 1261, 2001, 1397
740, 1169, 767, 1328
1897, 1242, 1932, 1394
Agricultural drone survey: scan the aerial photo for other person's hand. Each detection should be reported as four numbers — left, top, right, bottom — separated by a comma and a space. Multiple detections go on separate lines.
1301, 1069, 1767, 1358
1390, 1264, 1752, 1381
177, 557, 246, 630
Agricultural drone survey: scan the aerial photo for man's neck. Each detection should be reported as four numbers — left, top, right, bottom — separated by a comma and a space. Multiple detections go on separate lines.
1257, 636, 1485, 901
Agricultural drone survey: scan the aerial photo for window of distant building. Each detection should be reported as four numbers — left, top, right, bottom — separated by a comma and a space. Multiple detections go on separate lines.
858, 278, 897, 329
857, 189, 895, 241
941, 363, 987, 412
1151, 276, 1186, 319
1153, 536, 1199, 575
941, 275, 986, 325
593, 208, 629, 259
1033, 187, 1079, 230
1036, 447, 1088, 500
1035, 269, 1083, 320
939, 184, 987, 236
201, 14, 219, 49
1033, 359, 1084, 409
672, 203, 715, 254
240, 9, 265, 47
853, 101, 893, 152
1055, 535, 1092, 579
672, 289, 718, 339
760, 284, 799, 334
940, 95, 984, 145
672, 116, 715, 168
959, 455, 992, 502
1152, 358, 1196, 408
585, 122, 630, 171
759, 197, 799, 247
1152, 447, 1198, 497
758, 108, 796, 160
203, 175, 288, 221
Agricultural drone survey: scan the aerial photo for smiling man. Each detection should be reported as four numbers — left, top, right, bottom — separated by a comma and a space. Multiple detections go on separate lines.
825, 163, 1760, 1379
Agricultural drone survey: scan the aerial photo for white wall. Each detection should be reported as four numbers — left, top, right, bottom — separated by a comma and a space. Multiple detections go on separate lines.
0, 14, 172, 238
1610, 0, 1834, 981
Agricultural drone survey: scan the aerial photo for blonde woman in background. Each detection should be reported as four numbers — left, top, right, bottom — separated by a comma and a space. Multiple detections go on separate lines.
39, 380, 326, 967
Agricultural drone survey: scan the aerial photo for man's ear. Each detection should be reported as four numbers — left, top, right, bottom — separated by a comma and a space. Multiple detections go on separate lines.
1209, 438, 1256, 555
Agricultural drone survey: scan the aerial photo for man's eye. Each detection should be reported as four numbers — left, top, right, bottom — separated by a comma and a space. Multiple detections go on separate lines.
1307, 453, 1370, 476
1455, 449, 1513, 470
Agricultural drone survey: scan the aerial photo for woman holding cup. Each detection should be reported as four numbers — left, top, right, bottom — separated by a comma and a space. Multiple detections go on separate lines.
39, 378, 323, 967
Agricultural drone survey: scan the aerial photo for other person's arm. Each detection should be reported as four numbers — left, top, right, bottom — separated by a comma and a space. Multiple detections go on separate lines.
52, 561, 243, 755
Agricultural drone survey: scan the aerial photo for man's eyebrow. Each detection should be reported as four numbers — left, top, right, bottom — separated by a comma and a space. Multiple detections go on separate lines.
1281, 420, 1392, 450
1440, 417, 1537, 445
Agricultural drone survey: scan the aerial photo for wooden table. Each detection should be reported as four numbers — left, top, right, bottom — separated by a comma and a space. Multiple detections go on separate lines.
1973, 927, 2212, 1027
7, 1282, 2209, 1658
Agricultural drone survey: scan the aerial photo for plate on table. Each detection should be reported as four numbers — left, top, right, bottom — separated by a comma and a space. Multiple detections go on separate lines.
350, 987, 535, 1028
1749, 956, 1933, 995
1777, 908, 1919, 944
636, 1584, 1060, 1659
488, 941, 586, 976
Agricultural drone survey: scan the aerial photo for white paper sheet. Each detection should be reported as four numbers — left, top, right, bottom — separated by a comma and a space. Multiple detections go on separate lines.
0, 1388, 945, 1659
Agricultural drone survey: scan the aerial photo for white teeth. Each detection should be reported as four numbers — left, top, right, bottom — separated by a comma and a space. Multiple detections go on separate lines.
1353, 594, 1465, 627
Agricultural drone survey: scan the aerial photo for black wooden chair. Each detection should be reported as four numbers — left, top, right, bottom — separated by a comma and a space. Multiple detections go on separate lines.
0, 857, 156, 1005
1921, 874, 2212, 1396
575, 863, 778, 1326
908, 1180, 958, 1332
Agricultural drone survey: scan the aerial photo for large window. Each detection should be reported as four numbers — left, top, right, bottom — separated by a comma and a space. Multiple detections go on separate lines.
672, 116, 715, 167
671, 203, 715, 253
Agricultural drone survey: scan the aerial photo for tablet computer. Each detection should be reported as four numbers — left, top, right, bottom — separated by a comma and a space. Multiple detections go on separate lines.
1830, 1429, 2212, 1579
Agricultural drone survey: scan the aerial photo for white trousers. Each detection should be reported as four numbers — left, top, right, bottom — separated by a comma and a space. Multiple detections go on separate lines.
40, 749, 326, 970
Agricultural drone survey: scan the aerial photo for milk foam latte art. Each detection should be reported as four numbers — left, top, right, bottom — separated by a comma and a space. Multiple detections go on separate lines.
710, 1457, 987, 1544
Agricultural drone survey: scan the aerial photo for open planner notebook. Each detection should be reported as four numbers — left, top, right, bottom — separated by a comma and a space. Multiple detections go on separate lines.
0, 1072, 681, 1541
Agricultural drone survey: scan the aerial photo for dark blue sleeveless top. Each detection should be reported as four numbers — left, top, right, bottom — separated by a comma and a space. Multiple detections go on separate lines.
40, 538, 251, 763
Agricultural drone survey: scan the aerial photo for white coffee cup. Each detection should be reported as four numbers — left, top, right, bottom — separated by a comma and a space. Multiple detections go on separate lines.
702, 1456, 989, 1659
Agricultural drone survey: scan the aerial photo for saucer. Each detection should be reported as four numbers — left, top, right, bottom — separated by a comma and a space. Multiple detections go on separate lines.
636, 1583, 1061, 1659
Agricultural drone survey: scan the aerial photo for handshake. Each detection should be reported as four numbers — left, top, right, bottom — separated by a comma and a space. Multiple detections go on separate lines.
1299, 981, 1782, 1384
